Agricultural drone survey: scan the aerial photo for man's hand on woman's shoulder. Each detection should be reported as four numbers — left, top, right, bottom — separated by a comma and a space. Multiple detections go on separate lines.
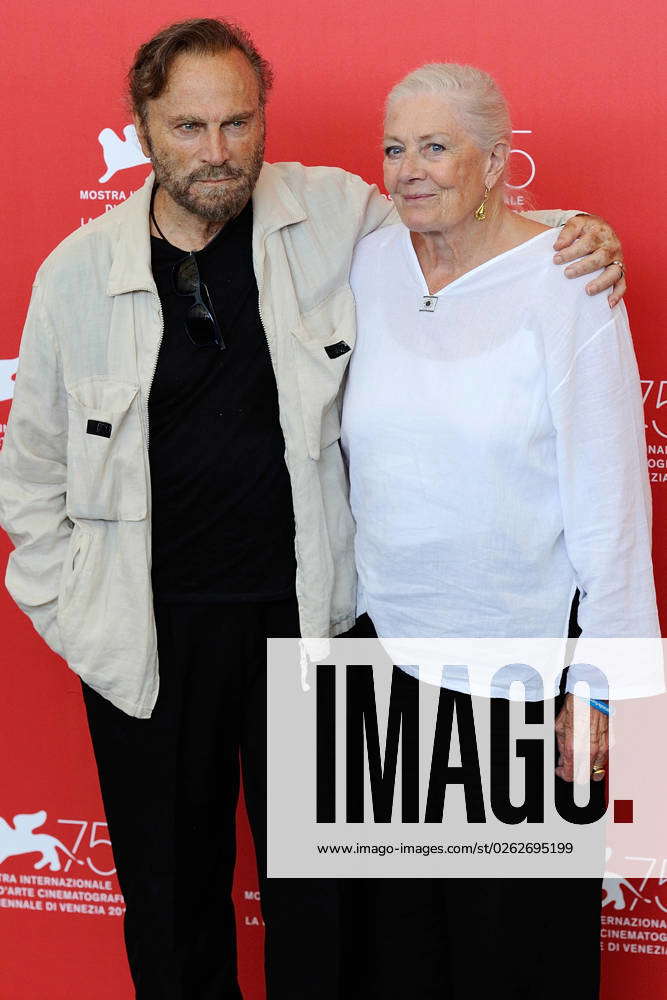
553, 215, 625, 308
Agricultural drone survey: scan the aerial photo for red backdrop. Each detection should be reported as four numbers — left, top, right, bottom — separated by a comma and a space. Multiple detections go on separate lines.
1, 1, 666, 996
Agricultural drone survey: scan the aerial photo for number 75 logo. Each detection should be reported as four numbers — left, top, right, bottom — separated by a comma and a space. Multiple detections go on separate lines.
57, 819, 115, 875
641, 381, 667, 439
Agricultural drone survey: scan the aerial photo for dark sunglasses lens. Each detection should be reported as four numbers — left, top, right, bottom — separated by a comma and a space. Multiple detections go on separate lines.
174, 255, 199, 294
186, 305, 220, 347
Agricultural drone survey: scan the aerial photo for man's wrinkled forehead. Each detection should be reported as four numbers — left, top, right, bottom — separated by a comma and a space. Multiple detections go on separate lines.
150, 48, 261, 115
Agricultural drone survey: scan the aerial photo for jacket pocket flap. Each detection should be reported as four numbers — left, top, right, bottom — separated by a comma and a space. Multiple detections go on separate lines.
66, 378, 139, 414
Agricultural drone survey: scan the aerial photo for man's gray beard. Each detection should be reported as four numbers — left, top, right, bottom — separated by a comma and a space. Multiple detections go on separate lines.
148, 137, 265, 224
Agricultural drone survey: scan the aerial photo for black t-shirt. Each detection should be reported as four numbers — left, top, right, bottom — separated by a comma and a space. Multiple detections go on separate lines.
148, 200, 297, 602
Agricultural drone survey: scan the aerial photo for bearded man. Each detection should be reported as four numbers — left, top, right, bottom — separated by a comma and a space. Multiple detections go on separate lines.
0, 17, 626, 999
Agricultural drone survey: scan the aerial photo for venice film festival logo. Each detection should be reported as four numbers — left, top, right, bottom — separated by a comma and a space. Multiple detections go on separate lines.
1, 811, 82, 872
98, 124, 150, 183
642, 380, 667, 484
0, 810, 260, 925
506, 130, 536, 205
601, 850, 667, 957
0, 810, 115, 876
0, 359, 18, 449
0, 358, 18, 401
79, 124, 150, 224
0, 810, 125, 918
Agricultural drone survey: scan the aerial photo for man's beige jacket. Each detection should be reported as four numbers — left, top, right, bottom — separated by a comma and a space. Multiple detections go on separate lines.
0, 163, 572, 717
0, 165, 397, 716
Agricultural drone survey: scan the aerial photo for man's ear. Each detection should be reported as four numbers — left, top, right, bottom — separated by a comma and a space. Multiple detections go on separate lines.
133, 112, 151, 158
485, 140, 510, 190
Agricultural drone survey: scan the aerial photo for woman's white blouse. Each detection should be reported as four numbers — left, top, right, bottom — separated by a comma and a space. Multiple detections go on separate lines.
341, 224, 660, 698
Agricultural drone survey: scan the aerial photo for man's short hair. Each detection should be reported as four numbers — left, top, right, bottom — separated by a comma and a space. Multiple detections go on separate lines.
129, 18, 274, 124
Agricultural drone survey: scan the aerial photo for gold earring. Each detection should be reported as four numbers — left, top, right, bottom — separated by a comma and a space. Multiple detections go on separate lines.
474, 185, 491, 222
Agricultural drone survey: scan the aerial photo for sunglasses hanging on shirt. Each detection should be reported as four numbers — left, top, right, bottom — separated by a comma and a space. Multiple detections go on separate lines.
171, 253, 226, 350
150, 185, 226, 351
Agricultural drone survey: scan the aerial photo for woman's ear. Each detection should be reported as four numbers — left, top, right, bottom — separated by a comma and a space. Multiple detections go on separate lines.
485, 140, 510, 190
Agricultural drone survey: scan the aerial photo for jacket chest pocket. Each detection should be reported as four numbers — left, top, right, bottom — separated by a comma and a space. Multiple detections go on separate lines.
291, 286, 356, 460
65, 378, 147, 520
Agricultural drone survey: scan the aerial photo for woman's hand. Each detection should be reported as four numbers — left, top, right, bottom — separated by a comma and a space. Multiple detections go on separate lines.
554, 693, 609, 783
553, 215, 625, 307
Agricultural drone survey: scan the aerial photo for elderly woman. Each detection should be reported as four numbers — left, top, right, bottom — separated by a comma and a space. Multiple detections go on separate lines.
340, 64, 659, 999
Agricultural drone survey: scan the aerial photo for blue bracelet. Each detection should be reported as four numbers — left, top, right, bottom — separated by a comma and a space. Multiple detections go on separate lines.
575, 696, 613, 717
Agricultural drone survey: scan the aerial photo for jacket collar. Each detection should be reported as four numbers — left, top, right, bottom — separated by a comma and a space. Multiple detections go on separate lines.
106, 163, 307, 297
251, 161, 307, 239
106, 173, 156, 296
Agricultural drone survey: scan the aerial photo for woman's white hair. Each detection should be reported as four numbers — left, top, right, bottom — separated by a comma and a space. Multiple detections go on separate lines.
386, 63, 512, 156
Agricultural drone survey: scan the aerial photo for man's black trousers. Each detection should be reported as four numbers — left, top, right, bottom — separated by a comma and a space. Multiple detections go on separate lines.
82, 599, 340, 1000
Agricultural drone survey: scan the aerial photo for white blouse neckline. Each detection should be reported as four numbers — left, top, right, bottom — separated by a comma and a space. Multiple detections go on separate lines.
401, 224, 557, 298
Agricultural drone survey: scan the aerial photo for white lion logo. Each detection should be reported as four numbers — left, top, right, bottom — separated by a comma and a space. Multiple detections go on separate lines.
0, 811, 83, 872
602, 847, 651, 910
98, 124, 150, 183
0, 358, 18, 401
601, 876, 650, 911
